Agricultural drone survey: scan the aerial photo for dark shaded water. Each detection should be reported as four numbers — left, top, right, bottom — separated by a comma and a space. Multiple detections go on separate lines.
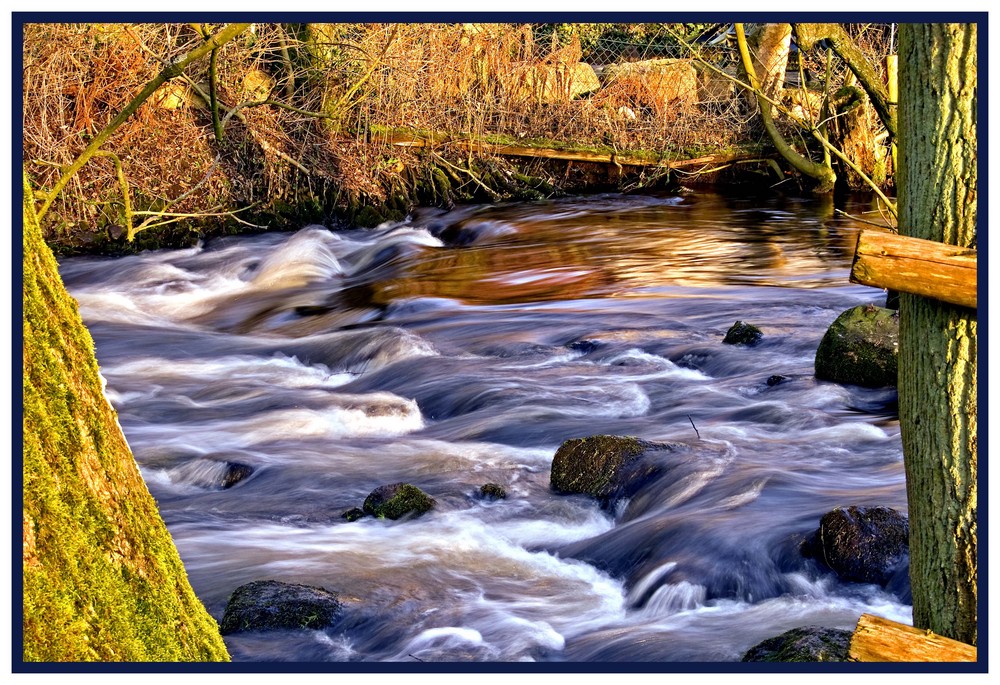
59, 190, 909, 664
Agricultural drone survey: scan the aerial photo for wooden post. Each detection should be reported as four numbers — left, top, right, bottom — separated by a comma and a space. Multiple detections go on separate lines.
849, 614, 977, 662
885, 54, 898, 176
850, 228, 977, 309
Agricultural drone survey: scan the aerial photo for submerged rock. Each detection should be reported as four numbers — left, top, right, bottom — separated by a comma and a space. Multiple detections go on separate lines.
742, 626, 852, 662
478, 483, 507, 500
802, 505, 909, 586
723, 320, 763, 346
550, 435, 679, 509
362, 483, 436, 520
219, 580, 343, 634
341, 507, 366, 522
815, 304, 898, 387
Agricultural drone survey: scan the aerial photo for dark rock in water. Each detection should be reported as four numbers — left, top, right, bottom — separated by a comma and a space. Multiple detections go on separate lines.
167, 458, 254, 490
742, 626, 852, 662
815, 304, 898, 387
219, 580, 342, 634
567, 339, 602, 354
723, 320, 763, 346
802, 505, 909, 586
220, 462, 254, 489
478, 483, 507, 500
550, 435, 679, 509
341, 507, 366, 522
362, 483, 436, 520
765, 374, 789, 387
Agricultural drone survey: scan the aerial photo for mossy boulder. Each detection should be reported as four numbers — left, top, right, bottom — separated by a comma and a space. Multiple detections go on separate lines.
550, 435, 675, 508
219, 580, 343, 634
742, 626, 852, 662
815, 305, 898, 387
362, 483, 436, 520
21, 173, 229, 661
802, 506, 909, 586
478, 483, 508, 500
723, 320, 763, 346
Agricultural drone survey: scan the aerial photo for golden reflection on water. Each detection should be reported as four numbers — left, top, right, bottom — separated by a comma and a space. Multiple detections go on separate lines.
371, 193, 872, 306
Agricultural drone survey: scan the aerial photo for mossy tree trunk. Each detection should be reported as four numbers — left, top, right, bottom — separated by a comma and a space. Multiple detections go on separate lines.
22, 172, 230, 662
897, 23, 977, 647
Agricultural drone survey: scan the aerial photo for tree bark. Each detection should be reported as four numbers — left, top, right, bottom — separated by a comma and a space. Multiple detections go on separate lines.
897, 23, 977, 646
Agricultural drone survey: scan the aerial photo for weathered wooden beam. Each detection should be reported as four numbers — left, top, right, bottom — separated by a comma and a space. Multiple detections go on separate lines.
850, 228, 977, 309
849, 613, 977, 662
378, 129, 764, 170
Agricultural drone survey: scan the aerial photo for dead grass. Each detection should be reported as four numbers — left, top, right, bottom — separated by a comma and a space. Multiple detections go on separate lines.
22, 22, 892, 247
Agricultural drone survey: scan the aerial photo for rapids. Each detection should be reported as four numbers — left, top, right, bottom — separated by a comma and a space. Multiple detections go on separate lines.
58, 189, 910, 664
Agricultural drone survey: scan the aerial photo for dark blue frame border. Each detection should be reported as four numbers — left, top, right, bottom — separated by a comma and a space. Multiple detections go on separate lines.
12, 11, 988, 675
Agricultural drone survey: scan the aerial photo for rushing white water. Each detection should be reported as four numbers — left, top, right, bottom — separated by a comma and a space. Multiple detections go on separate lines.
59, 190, 909, 663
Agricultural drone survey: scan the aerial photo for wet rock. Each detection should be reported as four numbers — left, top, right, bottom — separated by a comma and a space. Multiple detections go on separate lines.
802, 505, 909, 586
362, 483, 436, 520
220, 462, 255, 489
550, 435, 679, 509
815, 304, 898, 387
723, 320, 763, 346
219, 580, 342, 634
741, 626, 852, 662
341, 507, 366, 522
168, 458, 254, 490
478, 483, 507, 500
765, 374, 788, 387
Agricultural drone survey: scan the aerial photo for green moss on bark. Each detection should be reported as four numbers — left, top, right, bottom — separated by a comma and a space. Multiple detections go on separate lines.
21, 173, 230, 662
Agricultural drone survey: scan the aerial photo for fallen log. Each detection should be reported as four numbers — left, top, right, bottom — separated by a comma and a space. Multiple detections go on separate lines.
849, 613, 977, 662
378, 129, 766, 170
850, 228, 977, 309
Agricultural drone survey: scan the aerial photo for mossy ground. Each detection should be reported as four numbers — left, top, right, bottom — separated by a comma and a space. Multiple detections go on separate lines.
21, 173, 230, 662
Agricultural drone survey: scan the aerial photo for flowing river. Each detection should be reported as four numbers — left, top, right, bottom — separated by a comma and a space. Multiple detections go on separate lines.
58, 189, 910, 664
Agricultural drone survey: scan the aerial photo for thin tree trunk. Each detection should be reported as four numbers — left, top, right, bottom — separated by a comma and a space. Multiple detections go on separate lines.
897, 22, 977, 646
795, 23, 897, 138
735, 24, 837, 193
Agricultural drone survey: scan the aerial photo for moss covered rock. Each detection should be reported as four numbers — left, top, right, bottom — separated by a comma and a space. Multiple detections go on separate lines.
21, 173, 229, 662
741, 626, 852, 662
802, 505, 909, 586
219, 580, 343, 634
550, 435, 673, 508
815, 304, 899, 387
362, 483, 436, 520
723, 320, 763, 346
478, 483, 508, 500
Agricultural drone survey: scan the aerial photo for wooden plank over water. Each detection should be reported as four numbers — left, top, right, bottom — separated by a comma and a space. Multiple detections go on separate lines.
849, 614, 978, 662
850, 228, 977, 309
379, 129, 766, 170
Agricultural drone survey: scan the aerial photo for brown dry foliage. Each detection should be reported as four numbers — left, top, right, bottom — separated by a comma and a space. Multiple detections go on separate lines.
22, 22, 891, 245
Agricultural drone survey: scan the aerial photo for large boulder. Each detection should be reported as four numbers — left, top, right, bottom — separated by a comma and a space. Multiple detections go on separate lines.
219, 580, 343, 634
802, 506, 909, 586
513, 61, 602, 103
600, 58, 700, 113
742, 626, 852, 662
815, 304, 898, 387
550, 435, 679, 509
362, 482, 436, 520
